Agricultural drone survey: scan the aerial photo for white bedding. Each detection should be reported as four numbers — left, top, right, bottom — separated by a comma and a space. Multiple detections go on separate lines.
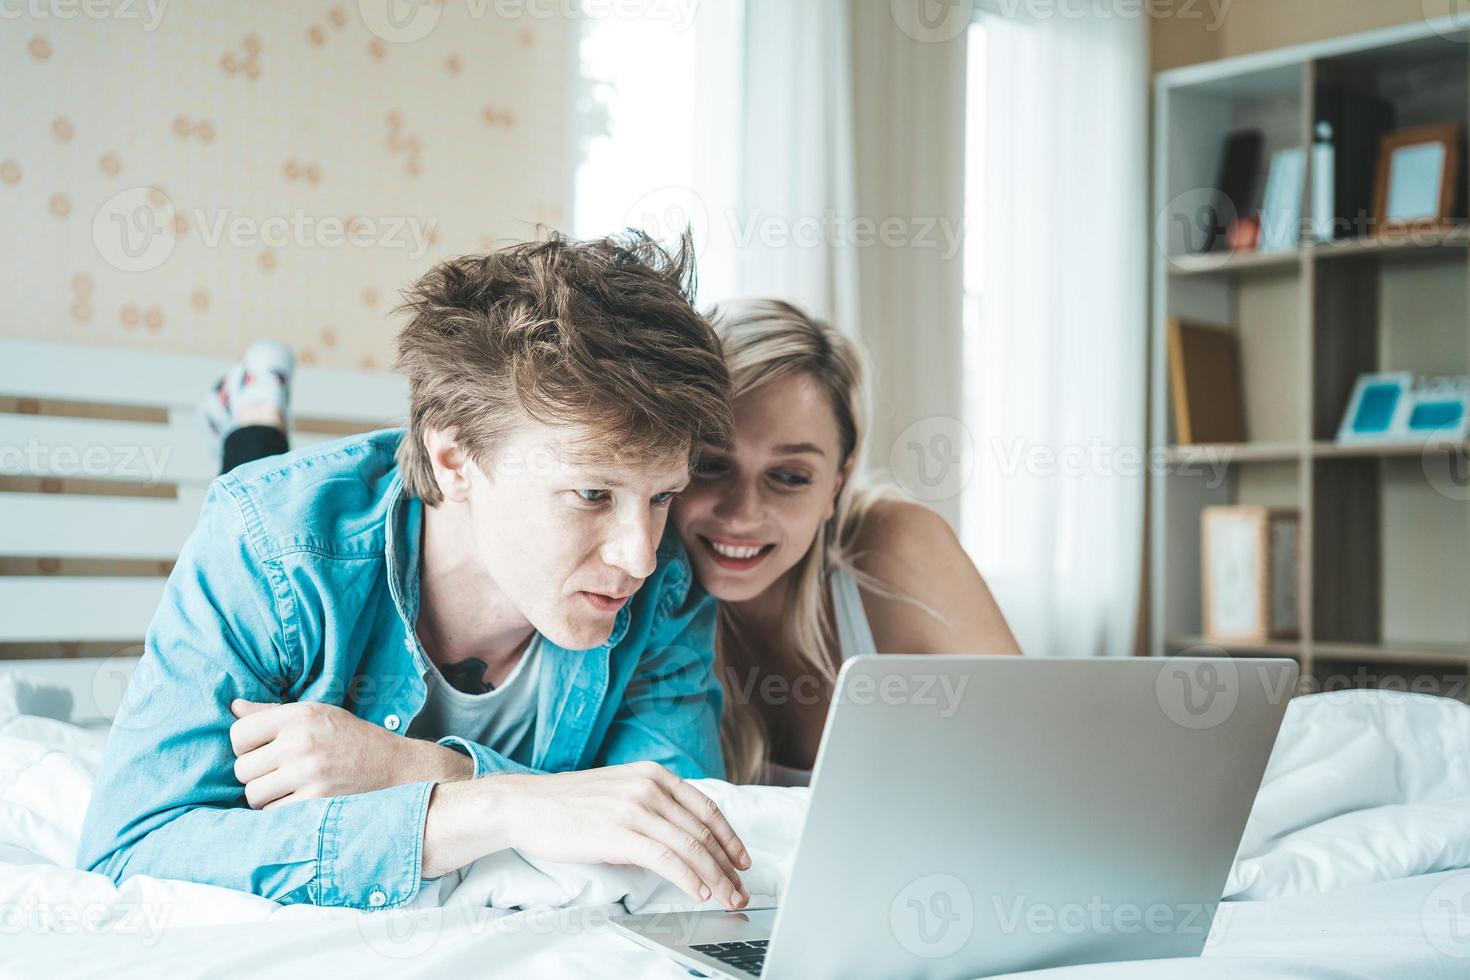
3, 681, 1469, 978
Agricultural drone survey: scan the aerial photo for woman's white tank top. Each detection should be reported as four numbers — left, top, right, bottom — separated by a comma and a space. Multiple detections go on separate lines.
760, 567, 877, 787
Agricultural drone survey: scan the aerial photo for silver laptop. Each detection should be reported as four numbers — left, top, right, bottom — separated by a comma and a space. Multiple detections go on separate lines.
610, 655, 1296, 979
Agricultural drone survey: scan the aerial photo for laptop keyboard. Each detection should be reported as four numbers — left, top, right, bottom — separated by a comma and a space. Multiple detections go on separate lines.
690, 940, 769, 976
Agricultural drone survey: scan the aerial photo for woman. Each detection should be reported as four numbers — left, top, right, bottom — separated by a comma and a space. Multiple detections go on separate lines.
672, 299, 1021, 785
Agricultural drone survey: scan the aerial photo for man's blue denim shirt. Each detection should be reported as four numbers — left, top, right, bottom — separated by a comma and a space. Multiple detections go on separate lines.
75, 429, 724, 910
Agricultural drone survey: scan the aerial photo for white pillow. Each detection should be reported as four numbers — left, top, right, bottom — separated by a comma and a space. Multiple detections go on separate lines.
1226, 690, 1470, 900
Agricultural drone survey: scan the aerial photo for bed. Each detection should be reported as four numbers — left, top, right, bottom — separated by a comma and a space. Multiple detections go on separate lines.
4, 340, 1470, 976
2, 680, 1469, 978
0, 337, 408, 712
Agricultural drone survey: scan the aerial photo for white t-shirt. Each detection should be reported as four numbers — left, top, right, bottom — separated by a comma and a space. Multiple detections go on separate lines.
407, 635, 542, 766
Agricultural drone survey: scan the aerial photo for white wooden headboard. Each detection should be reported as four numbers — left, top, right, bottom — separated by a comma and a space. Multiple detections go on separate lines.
0, 338, 408, 724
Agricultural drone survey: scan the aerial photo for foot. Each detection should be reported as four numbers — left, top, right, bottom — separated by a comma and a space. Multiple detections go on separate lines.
195, 340, 295, 453
234, 340, 295, 432
197, 361, 245, 452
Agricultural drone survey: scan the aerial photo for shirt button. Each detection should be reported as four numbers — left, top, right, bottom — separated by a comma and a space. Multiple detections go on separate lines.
383, 714, 401, 731
368, 890, 387, 908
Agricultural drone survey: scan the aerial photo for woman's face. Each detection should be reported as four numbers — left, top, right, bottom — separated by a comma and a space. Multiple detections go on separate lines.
674, 371, 848, 603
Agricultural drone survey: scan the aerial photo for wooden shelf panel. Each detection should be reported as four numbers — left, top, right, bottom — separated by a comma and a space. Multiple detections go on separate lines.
1166, 249, 1300, 277
1166, 636, 1470, 666
1312, 228, 1470, 263
1166, 635, 1302, 657
1164, 442, 1302, 464
1312, 642, 1470, 666
1311, 439, 1470, 459
1166, 229, 1470, 279
1162, 440, 1469, 463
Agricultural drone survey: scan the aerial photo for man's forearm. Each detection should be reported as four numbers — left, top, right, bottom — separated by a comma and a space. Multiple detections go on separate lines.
81, 779, 440, 908
229, 700, 478, 806
411, 738, 477, 784
421, 778, 510, 879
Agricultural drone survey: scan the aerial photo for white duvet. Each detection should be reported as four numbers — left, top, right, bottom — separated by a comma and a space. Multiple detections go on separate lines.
3, 679, 1470, 978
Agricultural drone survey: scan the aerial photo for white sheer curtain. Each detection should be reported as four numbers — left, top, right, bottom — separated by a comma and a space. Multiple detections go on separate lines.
731, 1, 970, 526
963, 7, 1148, 657
847, 2, 969, 528
730, 0, 860, 331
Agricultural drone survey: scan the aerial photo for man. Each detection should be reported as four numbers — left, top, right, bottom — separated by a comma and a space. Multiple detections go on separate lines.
76, 231, 751, 913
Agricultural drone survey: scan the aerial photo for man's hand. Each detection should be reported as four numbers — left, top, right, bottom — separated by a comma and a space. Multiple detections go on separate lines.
423, 762, 752, 910
228, 699, 472, 808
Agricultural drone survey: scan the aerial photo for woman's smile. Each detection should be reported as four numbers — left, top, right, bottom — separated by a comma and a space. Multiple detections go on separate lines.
699, 535, 778, 571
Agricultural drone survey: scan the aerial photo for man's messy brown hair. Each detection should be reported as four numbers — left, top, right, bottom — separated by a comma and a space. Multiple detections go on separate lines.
393, 229, 732, 505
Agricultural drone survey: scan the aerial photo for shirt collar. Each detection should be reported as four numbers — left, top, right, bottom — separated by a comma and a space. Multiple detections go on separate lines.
384, 475, 423, 635
603, 603, 632, 650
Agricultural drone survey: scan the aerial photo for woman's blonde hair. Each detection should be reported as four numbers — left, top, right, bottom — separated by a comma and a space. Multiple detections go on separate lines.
709, 299, 889, 784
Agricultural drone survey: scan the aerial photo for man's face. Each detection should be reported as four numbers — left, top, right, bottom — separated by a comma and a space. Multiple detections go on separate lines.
458, 420, 691, 651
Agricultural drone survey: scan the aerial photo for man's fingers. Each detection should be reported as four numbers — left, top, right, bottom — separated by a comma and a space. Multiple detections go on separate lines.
229, 698, 276, 720
232, 745, 278, 785
631, 805, 745, 910
669, 780, 751, 871
621, 763, 749, 871
624, 831, 717, 907
647, 792, 744, 900
228, 702, 288, 756
242, 767, 296, 810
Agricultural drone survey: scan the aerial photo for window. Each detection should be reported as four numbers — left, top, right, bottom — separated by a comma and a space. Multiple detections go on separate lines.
572, 12, 700, 243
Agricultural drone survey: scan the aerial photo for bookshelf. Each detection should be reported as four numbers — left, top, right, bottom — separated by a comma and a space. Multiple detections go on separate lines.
1149, 17, 1470, 700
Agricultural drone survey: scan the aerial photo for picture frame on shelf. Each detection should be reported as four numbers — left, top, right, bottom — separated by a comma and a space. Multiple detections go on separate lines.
1371, 123, 1462, 235
1336, 372, 1413, 442
1336, 372, 1470, 444
1406, 377, 1470, 442
1202, 506, 1301, 644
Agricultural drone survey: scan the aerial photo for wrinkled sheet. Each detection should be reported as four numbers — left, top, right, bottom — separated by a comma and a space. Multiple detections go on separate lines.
2, 680, 1468, 978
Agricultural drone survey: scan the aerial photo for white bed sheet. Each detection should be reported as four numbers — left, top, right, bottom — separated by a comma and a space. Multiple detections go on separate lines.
3, 680, 1469, 978
5, 871, 1469, 980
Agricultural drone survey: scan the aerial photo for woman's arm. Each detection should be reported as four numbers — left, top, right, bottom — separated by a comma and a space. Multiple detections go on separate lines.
850, 498, 1022, 656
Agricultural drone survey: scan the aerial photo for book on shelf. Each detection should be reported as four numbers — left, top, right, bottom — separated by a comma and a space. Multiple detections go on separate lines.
1167, 318, 1246, 445
1259, 148, 1304, 252
1315, 86, 1395, 242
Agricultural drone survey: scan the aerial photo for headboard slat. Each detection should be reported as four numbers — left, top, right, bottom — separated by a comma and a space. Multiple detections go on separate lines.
0, 492, 202, 559
0, 340, 409, 664
0, 577, 166, 641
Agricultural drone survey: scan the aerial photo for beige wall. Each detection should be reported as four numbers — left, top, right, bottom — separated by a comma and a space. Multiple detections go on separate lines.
1, 4, 572, 371
1152, 0, 1433, 72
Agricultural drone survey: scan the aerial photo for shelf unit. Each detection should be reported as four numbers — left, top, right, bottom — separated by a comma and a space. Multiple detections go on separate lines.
1149, 18, 1470, 699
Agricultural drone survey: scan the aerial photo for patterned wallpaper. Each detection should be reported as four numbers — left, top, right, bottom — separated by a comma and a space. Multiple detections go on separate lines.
0, 2, 572, 371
